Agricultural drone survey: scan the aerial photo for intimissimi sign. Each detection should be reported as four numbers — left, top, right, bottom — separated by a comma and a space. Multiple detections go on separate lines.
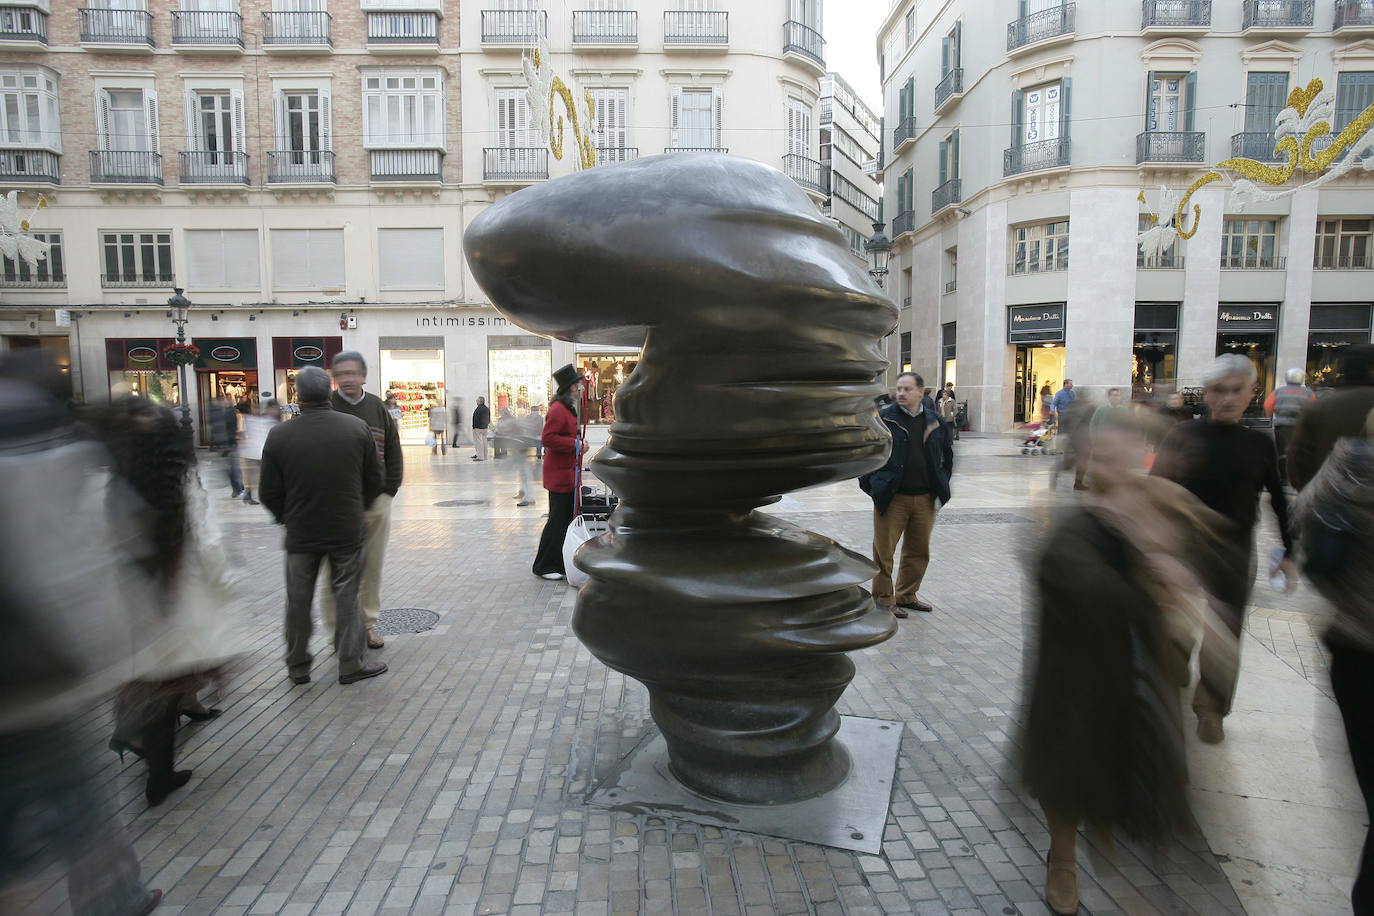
416, 315, 510, 328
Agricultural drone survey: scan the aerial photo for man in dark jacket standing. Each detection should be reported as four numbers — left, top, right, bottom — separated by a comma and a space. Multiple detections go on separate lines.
860, 371, 954, 618
471, 396, 491, 461
323, 351, 403, 650
1289, 344, 1374, 490
260, 367, 387, 685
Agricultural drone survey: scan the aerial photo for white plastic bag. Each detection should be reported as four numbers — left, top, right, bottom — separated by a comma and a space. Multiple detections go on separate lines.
424, 432, 436, 448
563, 515, 596, 588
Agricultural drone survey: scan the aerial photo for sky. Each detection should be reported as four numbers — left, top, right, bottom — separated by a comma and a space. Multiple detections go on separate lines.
824, 1, 889, 115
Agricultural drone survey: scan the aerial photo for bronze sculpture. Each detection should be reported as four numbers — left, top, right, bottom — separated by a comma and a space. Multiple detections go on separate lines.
465, 154, 898, 804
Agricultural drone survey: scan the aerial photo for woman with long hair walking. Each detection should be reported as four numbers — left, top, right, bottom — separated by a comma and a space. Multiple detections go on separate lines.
532, 365, 585, 580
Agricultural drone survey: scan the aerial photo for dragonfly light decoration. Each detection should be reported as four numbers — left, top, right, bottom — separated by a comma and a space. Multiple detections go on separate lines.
522, 40, 598, 171
1138, 77, 1374, 246
0, 190, 49, 272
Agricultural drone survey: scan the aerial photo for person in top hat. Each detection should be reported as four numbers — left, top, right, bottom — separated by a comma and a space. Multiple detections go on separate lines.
531, 364, 587, 579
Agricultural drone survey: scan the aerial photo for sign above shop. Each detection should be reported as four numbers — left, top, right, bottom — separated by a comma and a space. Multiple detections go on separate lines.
105, 338, 177, 371
273, 336, 342, 370
1309, 303, 1373, 332
415, 315, 511, 329
193, 337, 258, 371
1217, 305, 1278, 331
1007, 303, 1066, 344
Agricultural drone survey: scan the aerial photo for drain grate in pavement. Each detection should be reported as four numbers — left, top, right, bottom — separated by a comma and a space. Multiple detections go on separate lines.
374, 607, 440, 636
434, 498, 488, 507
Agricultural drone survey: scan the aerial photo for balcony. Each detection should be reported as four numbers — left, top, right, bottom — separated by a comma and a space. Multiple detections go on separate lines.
934, 69, 963, 112
1007, 2, 1074, 53
102, 272, 175, 289
1221, 254, 1286, 269
90, 150, 162, 184
0, 149, 58, 183
1336, 0, 1374, 30
783, 153, 827, 196
0, 268, 64, 289
262, 11, 331, 49
1138, 251, 1185, 268
572, 9, 636, 46
932, 178, 961, 213
372, 149, 444, 182
1314, 254, 1373, 269
1003, 137, 1070, 176
1141, 0, 1212, 30
892, 117, 917, 153
268, 150, 335, 183
663, 10, 727, 46
593, 146, 638, 165
831, 172, 880, 221
1242, 0, 1314, 31
481, 9, 545, 45
180, 150, 248, 184
0, 6, 47, 46
944, 280, 957, 294
1136, 130, 1206, 163
367, 12, 438, 49
171, 10, 243, 50
79, 7, 153, 47
1231, 131, 1282, 161
483, 147, 546, 182
783, 20, 825, 71
664, 146, 728, 154
891, 210, 915, 237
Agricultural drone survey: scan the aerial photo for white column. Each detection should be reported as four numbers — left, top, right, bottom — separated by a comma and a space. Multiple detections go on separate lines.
962, 199, 1009, 432
1278, 188, 1318, 377
1178, 187, 1225, 388
1064, 188, 1139, 400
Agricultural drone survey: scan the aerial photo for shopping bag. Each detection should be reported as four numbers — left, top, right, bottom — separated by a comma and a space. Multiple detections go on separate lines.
563, 515, 596, 588
424, 432, 436, 448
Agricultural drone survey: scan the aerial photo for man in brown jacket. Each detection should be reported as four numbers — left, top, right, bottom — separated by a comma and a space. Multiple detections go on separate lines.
1289, 344, 1374, 491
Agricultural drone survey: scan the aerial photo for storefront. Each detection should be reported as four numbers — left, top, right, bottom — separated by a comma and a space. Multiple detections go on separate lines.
489, 334, 553, 412
193, 337, 259, 445
271, 336, 343, 405
379, 335, 446, 444
2, 334, 73, 397
1216, 304, 1278, 415
105, 337, 181, 406
1009, 303, 1066, 424
1132, 302, 1180, 400
1307, 303, 1372, 389
576, 346, 640, 424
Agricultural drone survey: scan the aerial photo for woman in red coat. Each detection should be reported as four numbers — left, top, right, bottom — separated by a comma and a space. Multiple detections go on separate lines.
532, 364, 585, 579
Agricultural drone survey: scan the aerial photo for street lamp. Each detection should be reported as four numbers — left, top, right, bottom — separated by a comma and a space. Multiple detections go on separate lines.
167, 288, 193, 433
864, 221, 892, 289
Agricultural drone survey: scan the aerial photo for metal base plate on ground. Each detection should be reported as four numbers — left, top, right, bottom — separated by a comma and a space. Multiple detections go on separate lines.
585, 716, 902, 855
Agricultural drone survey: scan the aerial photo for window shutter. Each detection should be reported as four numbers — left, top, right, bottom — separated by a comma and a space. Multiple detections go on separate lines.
186, 230, 224, 288
903, 77, 914, 120
1145, 71, 1157, 130
951, 128, 960, 179
1184, 71, 1197, 133
95, 89, 112, 149
1059, 78, 1072, 142
310, 229, 344, 288
712, 86, 722, 148
272, 229, 309, 289
145, 89, 160, 153
231, 89, 245, 152
938, 139, 947, 186
223, 229, 259, 289
320, 91, 332, 150
185, 92, 199, 151
272, 91, 286, 150
379, 228, 444, 289
895, 172, 906, 215
670, 87, 681, 147
953, 21, 961, 67
941, 36, 950, 76
1010, 89, 1023, 146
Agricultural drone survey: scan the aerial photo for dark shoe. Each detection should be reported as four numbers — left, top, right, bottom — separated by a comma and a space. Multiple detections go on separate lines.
890, 604, 909, 619
133, 888, 163, 916
516, 500, 535, 507
109, 737, 146, 763
897, 599, 934, 613
366, 628, 385, 649
290, 672, 310, 685
1073, 483, 1089, 491
339, 661, 388, 685
146, 769, 191, 808
179, 707, 222, 723
1197, 713, 1225, 744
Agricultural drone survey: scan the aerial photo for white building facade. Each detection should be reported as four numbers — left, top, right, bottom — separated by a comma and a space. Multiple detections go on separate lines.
0, 0, 828, 441
877, 0, 1374, 431
819, 71, 883, 266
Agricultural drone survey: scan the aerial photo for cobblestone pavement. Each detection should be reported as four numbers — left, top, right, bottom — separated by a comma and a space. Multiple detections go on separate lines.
14, 434, 1351, 916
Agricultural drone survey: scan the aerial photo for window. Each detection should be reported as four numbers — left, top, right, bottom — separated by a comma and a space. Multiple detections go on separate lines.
881, 29, 902, 82
1245, 72, 1288, 133
791, 0, 821, 30
1315, 218, 1372, 269
1011, 220, 1069, 274
938, 129, 959, 185
1138, 213, 1181, 267
941, 22, 961, 76
0, 231, 62, 286
1221, 218, 1280, 268
895, 166, 914, 215
271, 228, 344, 290
671, 87, 720, 149
96, 87, 158, 154
186, 229, 258, 289
188, 89, 243, 159
101, 231, 173, 286
276, 89, 330, 155
839, 223, 866, 259
899, 331, 912, 373
897, 76, 914, 129
786, 98, 811, 158
904, 7, 915, 46
829, 125, 870, 166
1022, 81, 1060, 143
590, 87, 627, 153
1147, 72, 1195, 132
379, 228, 443, 289
494, 87, 535, 149
0, 67, 60, 151
362, 70, 443, 148
1336, 72, 1374, 133
945, 247, 958, 292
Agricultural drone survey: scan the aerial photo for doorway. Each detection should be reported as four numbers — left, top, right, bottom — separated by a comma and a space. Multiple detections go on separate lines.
1014, 343, 1066, 423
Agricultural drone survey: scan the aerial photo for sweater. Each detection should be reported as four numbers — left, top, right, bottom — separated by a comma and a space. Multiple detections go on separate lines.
892, 406, 931, 494
259, 404, 384, 553
331, 390, 403, 496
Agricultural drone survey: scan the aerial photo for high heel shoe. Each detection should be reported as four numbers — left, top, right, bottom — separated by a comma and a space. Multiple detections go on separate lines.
178, 707, 222, 722
109, 737, 145, 762
142, 712, 191, 808
146, 769, 192, 808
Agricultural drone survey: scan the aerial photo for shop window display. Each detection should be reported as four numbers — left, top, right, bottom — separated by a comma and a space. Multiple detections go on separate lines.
578, 354, 638, 424
382, 348, 446, 444
489, 347, 551, 411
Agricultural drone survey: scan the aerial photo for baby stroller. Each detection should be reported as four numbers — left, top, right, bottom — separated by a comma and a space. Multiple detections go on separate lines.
1019, 420, 1058, 456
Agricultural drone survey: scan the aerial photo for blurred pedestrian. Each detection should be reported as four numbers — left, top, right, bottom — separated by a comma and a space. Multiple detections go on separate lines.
1265, 368, 1315, 485
384, 393, 402, 423
1089, 387, 1131, 432
325, 352, 403, 650
450, 397, 465, 449
234, 399, 260, 505
936, 382, 960, 440
860, 371, 954, 618
532, 365, 586, 580
260, 367, 387, 686
471, 396, 491, 462
1152, 354, 1293, 744
1051, 378, 1076, 423
1159, 390, 1193, 425
1289, 344, 1374, 491
1055, 393, 1095, 491
238, 399, 278, 507
497, 407, 537, 506
1040, 383, 1054, 421
428, 398, 448, 455
209, 392, 243, 497
531, 404, 545, 460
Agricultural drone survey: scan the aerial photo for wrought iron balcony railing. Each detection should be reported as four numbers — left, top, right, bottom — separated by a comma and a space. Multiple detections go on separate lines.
1136, 130, 1206, 163
1242, 0, 1314, 28
90, 150, 162, 184
483, 147, 546, 181
944, 279, 957, 294
102, 272, 175, 289
663, 9, 726, 44
664, 146, 728, 153
572, 9, 636, 43
830, 172, 880, 221
0, 148, 58, 183
783, 153, 826, 194
593, 146, 639, 164
1314, 254, 1373, 268
0, 6, 47, 43
1336, 0, 1374, 27
1220, 253, 1286, 269
171, 10, 243, 46
1141, 0, 1212, 27
893, 117, 917, 149
372, 149, 443, 181
934, 68, 963, 109
1003, 137, 1070, 176
367, 11, 438, 43
268, 150, 335, 182
79, 7, 152, 44
180, 150, 248, 183
262, 10, 331, 45
1138, 251, 1185, 268
1231, 131, 1282, 161
481, 9, 545, 43
891, 209, 916, 237
1007, 2, 1074, 51
783, 20, 824, 69
932, 178, 961, 212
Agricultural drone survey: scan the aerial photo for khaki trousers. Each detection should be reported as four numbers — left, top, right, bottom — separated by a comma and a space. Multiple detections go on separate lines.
323, 493, 393, 632
871, 492, 936, 605
473, 428, 489, 460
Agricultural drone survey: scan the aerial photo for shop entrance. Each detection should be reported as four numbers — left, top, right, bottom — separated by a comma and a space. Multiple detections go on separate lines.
1014, 344, 1066, 423
576, 349, 640, 424
381, 347, 446, 444
1216, 304, 1278, 418
192, 338, 259, 445
272, 336, 343, 408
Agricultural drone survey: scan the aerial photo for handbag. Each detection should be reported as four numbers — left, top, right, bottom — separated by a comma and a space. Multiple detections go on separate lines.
424, 432, 436, 448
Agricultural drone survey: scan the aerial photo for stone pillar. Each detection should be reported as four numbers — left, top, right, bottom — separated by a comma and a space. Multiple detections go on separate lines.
1064, 188, 1139, 399
1178, 187, 1226, 388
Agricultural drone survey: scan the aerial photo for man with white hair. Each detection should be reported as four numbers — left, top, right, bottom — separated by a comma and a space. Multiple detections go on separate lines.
1152, 353, 1293, 744
1265, 368, 1315, 485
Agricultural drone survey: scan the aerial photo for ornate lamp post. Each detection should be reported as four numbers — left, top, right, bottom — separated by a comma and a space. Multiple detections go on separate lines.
167, 288, 193, 433
864, 221, 892, 289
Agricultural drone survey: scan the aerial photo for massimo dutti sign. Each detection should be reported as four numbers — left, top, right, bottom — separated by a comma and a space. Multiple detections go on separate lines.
1217, 305, 1279, 331
1007, 303, 1066, 344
